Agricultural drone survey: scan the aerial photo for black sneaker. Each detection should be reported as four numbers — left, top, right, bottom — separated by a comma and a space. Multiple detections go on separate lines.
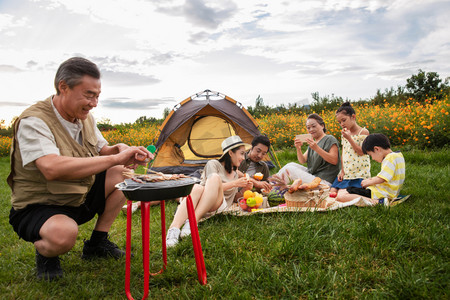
35, 250, 63, 281
81, 237, 125, 260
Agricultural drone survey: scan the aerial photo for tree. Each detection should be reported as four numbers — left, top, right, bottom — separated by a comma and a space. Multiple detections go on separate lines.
247, 95, 271, 118
310, 92, 344, 112
406, 69, 449, 102
163, 107, 171, 119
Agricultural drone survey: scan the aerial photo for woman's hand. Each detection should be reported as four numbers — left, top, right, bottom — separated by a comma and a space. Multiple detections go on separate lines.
235, 176, 252, 188
305, 138, 319, 151
294, 138, 304, 150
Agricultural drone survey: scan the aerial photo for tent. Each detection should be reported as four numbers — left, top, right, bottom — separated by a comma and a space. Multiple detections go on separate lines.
151, 89, 275, 175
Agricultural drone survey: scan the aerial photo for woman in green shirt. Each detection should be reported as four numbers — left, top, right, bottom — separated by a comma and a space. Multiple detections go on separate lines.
277, 113, 340, 185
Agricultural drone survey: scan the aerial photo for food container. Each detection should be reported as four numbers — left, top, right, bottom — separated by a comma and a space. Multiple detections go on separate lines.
115, 177, 200, 201
284, 184, 330, 208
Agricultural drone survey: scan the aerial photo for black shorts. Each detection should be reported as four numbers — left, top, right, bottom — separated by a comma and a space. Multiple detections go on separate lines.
346, 187, 372, 198
9, 171, 107, 243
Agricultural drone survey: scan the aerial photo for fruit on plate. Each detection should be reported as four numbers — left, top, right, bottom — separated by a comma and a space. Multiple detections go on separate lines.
254, 194, 263, 206
246, 197, 256, 207
243, 190, 255, 199
239, 198, 248, 210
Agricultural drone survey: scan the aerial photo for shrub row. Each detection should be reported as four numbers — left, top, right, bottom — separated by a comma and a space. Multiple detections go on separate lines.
0, 96, 448, 157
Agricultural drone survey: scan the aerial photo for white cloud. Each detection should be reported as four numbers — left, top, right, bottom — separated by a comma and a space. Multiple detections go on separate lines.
0, 0, 448, 125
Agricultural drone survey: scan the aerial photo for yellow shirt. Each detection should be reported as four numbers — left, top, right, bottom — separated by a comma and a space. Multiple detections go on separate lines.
368, 152, 405, 199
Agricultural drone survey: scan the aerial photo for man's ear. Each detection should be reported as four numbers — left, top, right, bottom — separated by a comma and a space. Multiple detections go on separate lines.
373, 146, 381, 152
58, 80, 68, 94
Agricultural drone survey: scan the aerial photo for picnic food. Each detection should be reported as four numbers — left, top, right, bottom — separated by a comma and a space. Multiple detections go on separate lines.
243, 190, 255, 200
123, 170, 189, 183
298, 177, 321, 190
253, 172, 264, 180
135, 154, 150, 162
246, 197, 256, 207
254, 194, 263, 206
288, 178, 303, 193
267, 187, 286, 207
239, 198, 248, 210
239, 191, 264, 212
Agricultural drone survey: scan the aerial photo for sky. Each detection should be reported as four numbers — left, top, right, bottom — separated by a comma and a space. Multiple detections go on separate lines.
0, 0, 449, 125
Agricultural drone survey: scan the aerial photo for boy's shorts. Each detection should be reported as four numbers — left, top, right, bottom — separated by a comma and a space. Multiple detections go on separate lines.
331, 178, 363, 189
346, 187, 372, 198
9, 171, 107, 243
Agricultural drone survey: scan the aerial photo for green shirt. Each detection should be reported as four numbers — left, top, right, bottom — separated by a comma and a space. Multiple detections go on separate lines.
306, 135, 340, 183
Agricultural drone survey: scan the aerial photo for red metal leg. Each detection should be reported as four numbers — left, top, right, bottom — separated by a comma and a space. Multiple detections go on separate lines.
125, 196, 206, 299
161, 201, 167, 270
141, 202, 151, 299
185, 195, 208, 285
124, 201, 151, 300
125, 200, 134, 300
150, 200, 167, 276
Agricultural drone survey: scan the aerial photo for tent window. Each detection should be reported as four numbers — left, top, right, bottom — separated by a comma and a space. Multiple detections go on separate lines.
185, 116, 236, 159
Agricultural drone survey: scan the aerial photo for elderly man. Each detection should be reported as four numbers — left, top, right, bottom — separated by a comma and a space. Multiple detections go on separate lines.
8, 57, 153, 281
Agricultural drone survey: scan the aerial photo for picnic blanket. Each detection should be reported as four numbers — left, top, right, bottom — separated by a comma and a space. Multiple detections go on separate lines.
203, 194, 411, 218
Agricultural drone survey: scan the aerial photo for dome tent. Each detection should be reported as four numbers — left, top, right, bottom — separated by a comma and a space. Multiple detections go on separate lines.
151, 89, 275, 175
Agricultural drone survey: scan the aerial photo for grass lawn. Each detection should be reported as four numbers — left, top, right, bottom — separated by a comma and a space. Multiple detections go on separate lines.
0, 148, 449, 299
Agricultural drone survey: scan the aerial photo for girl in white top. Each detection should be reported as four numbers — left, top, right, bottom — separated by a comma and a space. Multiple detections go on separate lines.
166, 136, 253, 247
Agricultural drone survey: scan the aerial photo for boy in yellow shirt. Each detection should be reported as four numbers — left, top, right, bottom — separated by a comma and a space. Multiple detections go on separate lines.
336, 133, 405, 204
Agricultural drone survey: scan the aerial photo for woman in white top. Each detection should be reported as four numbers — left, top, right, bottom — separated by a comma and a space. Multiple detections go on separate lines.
166, 135, 253, 247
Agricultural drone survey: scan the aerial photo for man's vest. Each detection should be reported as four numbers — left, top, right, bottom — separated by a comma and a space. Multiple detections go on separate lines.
7, 97, 99, 210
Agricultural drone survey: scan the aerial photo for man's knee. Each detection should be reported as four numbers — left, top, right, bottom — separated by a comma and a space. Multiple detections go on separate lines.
107, 165, 127, 182
40, 216, 78, 252
105, 165, 128, 197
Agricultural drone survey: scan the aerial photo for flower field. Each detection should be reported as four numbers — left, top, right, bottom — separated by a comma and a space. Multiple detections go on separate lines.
0, 97, 448, 157
0, 136, 11, 157
259, 97, 450, 149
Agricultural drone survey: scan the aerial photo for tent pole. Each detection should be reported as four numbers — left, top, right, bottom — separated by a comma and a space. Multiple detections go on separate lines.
269, 144, 282, 169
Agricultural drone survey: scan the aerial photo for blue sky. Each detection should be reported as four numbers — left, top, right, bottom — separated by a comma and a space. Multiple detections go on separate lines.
0, 0, 449, 125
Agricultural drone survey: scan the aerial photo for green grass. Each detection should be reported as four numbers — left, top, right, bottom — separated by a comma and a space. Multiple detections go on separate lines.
0, 148, 449, 299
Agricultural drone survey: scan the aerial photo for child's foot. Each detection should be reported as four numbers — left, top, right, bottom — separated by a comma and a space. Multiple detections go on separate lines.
329, 191, 337, 198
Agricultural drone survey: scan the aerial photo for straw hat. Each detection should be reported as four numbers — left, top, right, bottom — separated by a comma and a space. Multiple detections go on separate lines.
219, 135, 251, 159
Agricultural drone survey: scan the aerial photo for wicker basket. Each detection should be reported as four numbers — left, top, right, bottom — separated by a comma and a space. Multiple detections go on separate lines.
284, 184, 330, 209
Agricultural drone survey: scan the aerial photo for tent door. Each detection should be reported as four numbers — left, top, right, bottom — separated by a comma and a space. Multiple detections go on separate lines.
181, 115, 237, 160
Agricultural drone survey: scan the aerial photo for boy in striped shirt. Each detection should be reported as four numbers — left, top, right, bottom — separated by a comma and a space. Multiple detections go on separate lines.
336, 133, 405, 203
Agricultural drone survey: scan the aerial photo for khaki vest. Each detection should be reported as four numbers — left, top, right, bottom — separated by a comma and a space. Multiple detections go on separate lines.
8, 97, 99, 210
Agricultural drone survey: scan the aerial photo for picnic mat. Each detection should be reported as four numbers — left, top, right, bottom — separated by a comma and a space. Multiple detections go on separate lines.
202, 194, 411, 219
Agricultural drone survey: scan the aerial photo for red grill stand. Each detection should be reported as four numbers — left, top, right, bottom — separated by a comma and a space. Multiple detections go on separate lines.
124, 195, 207, 300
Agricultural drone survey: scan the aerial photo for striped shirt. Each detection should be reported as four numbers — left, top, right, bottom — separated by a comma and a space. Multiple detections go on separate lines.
368, 152, 405, 199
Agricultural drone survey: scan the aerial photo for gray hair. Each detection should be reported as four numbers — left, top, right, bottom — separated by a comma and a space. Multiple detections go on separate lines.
54, 57, 100, 94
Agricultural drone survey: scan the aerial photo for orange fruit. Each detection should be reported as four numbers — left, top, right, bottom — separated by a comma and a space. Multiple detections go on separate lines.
254, 194, 263, 205
253, 172, 263, 180
243, 190, 255, 200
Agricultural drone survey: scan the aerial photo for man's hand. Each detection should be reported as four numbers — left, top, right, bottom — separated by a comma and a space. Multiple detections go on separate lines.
118, 146, 154, 169
253, 179, 272, 192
